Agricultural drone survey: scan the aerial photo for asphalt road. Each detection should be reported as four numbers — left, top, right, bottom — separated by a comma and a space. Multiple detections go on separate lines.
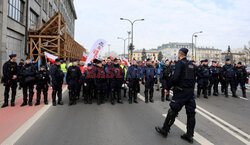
15, 84, 250, 145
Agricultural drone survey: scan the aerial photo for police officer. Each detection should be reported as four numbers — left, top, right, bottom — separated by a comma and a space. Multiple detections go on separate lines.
143, 58, 156, 103
110, 58, 124, 105
155, 48, 196, 143
160, 59, 172, 102
235, 62, 248, 98
66, 60, 82, 106
120, 61, 128, 98
20, 57, 36, 106
197, 59, 211, 98
50, 58, 64, 106
126, 59, 142, 104
95, 60, 107, 105
1, 54, 18, 108
222, 59, 237, 98
208, 61, 219, 96
35, 65, 50, 105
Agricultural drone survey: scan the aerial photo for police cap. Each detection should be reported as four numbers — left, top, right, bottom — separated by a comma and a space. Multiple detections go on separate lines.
179, 48, 189, 55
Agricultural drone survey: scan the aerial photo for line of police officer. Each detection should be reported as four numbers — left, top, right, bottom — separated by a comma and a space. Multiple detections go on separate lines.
1, 51, 248, 108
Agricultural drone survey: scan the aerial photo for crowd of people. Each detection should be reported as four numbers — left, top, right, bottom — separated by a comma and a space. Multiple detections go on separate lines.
1, 50, 248, 108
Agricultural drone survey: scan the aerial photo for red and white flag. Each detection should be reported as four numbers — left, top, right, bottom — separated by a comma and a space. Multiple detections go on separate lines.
82, 52, 87, 61
122, 57, 130, 67
44, 52, 57, 64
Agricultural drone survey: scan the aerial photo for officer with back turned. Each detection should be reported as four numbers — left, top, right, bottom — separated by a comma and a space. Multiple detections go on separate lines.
1, 54, 18, 108
197, 59, 210, 98
50, 58, 64, 106
155, 48, 196, 143
160, 59, 172, 102
66, 60, 81, 106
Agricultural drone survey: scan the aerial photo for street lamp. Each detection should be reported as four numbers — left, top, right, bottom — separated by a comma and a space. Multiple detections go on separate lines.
120, 18, 144, 60
117, 37, 129, 58
192, 31, 203, 60
194, 35, 198, 61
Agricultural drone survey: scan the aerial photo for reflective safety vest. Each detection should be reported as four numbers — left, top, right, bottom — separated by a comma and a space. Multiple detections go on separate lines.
60, 63, 67, 73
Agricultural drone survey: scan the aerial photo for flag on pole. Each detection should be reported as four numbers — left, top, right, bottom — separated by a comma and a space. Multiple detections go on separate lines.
44, 52, 57, 64
85, 39, 107, 67
122, 57, 130, 67
82, 52, 87, 61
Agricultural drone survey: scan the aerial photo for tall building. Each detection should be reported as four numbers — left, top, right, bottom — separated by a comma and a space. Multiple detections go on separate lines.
0, 0, 77, 76
133, 49, 159, 61
196, 47, 222, 63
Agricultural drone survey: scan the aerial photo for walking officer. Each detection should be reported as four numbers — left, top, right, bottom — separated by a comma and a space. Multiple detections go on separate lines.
222, 58, 237, 98
160, 60, 172, 102
50, 58, 64, 106
155, 48, 196, 143
20, 57, 36, 106
126, 59, 142, 104
66, 60, 81, 105
208, 61, 219, 96
143, 58, 156, 103
1, 54, 18, 108
95, 60, 107, 105
235, 62, 248, 98
83, 64, 95, 104
35, 65, 50, 105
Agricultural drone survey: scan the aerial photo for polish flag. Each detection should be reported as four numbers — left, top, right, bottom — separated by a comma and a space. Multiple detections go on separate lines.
122, 57, 130, 67
44, 52, 57, 64
82, 52, 87, 61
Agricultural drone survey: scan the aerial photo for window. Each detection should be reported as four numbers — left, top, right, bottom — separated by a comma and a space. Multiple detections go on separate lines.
49, 3, 52, 17
30, 10, 38, 29
42, 0, 48, 12
8, 0, 24, 23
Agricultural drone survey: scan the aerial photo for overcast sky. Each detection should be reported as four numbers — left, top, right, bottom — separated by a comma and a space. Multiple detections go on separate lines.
74, 0, 250, 54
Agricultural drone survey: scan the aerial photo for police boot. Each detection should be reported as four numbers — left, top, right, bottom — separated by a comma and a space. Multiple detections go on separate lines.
208, 88, 211, 96
97, 91, 101, 105
181, 113, 195, 143
29, 92, 34, 106
123, 89, 127, 98
134, 91, 138, 103
128, 90, 132, 104
57, 92, 64, 105
161, 89, 165, 102
232, 89, 238, 98
111, 89, 115, 105
44, 93, 48, 105
35, 92, 41, 106
2, 94, 9, 108
73, 91, 77, 105
149, 89, 154, 103
242, 88, 246, 98
117, 89, 123, 104
68, 91, 74, 106
197, 87, 201, 98
145, 89, 149, 103
204, 87, 208, 99
155, 109, 178, 137
11, 89, 16, 106
52, 90, 57, 106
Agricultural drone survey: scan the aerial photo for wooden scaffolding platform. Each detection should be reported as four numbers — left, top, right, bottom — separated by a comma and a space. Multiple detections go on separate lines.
29, 12, 85, 61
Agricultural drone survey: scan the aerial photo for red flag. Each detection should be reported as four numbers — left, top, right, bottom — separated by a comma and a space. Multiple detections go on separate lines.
82, 52, 87, 61
44, 52, 57, 64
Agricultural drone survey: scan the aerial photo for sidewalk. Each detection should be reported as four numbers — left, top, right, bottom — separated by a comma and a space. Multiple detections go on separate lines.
0, 83, 23, 104
0, 85, 67, 144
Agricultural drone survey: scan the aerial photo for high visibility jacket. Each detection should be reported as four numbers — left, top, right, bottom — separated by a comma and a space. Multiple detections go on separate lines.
60, 63, 67, 73
120, 65, 128, 80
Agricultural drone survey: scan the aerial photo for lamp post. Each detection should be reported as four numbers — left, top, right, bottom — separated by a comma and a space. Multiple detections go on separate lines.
192, 31, 203, 60
117, 37, 129, 58
120, 18, 144, 60
194, 35, 198, 61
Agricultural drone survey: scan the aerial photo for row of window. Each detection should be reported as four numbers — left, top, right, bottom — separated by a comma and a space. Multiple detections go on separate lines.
8, 0, 24, 23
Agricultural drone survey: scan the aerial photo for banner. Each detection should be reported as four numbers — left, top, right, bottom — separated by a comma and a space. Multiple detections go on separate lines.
44, 52, 57, 64
82, 52, 87, 61
122, 57, 130, 67
85, 39, 106, 66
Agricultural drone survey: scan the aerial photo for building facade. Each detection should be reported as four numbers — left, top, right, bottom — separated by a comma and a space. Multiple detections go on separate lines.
196, 47, 222, 63
0, 0, 77, 76
133, 49, 159, 61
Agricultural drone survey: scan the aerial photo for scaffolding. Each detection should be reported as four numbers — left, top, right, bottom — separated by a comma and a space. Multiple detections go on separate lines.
29, 12, 85, 62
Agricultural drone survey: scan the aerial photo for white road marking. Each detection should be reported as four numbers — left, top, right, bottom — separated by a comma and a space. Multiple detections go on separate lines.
137, 94, 214, 145
169, 91, 250, 144
196, 109, 250, 145
1, 87, 68, 145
